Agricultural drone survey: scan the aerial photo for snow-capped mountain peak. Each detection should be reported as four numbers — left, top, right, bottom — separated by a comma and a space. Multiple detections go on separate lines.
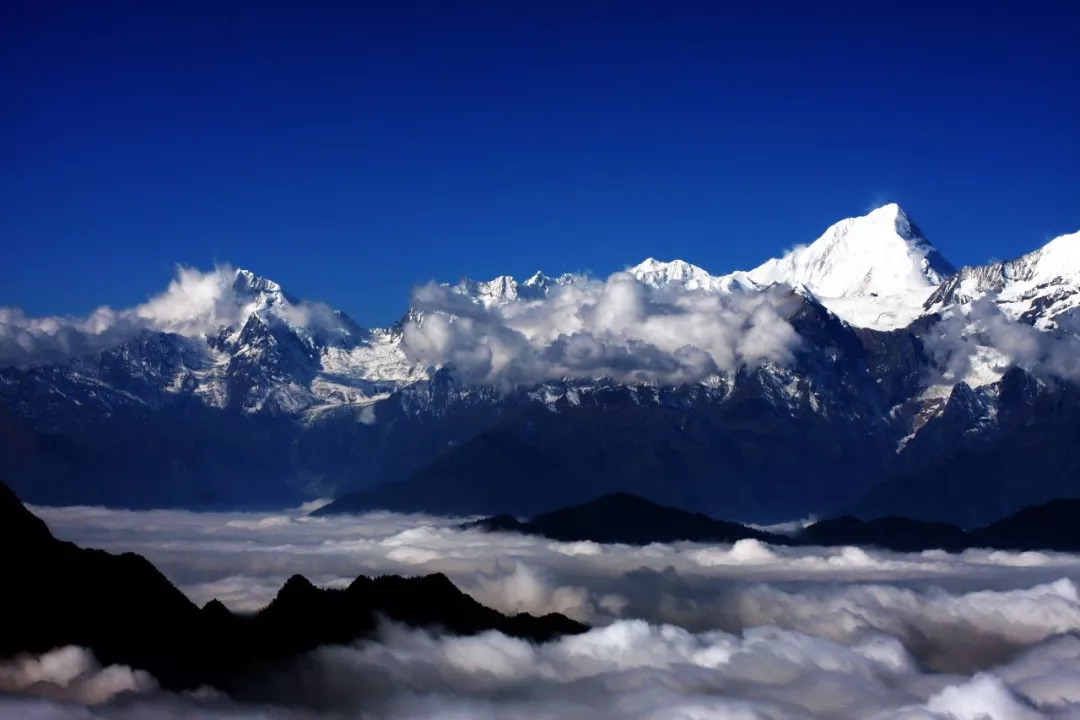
630, 258, 757, 293
1027, 230, 1080, 283
451, 270, 583, 307
924, 229, 1080, 328
631, 258, 704, 285
452, 275, 523, 307
224, 268, 365, 347
747, 203, 955, 299
519, 271, 566, 299
735, 204, 957, 330
523, 271, 549, 287
234, 268, 285, 296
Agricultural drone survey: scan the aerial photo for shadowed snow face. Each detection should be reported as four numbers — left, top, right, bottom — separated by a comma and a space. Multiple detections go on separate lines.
11, 504, 1080, 719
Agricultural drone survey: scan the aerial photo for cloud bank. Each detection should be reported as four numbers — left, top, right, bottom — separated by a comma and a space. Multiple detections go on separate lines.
402, 273, 802, 386
6, 631, 1080, 718
12, 504, 1080, 718
0, 646, 156, 705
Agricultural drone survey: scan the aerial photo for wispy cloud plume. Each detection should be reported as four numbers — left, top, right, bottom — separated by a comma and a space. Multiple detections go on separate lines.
0, 646, 156, 705
923, 298, 1080, 384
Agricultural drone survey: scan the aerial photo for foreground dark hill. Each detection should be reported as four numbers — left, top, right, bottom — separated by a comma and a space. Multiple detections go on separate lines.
463, 492, 1080, 553
463, 492, 788, 545
804, 500, 1080, 552
799, 515, 970, 552
969, 498, 1080, 551
0, 480, 586, 693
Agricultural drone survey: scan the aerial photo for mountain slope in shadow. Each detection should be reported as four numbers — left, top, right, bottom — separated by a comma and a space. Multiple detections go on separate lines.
464, 492, 789, 545
803, 499, 1080, 552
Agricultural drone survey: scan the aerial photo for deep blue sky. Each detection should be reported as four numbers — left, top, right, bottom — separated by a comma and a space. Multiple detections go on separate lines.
3, 1, 1078, 327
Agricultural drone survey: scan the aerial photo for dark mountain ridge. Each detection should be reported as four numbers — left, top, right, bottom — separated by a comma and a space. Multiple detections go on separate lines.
462, 491, 1080, 553
0, 479, 586, 694
461, 492, 790, 545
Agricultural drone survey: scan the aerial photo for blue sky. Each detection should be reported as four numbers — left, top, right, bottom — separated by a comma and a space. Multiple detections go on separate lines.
3, 0, 1078, 327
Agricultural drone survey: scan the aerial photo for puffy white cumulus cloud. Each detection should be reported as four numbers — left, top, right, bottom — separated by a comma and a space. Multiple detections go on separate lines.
130, 265, 250, 336
6, 625, 1080, 719
0, 646, 156, 705
402, 273, 802, 387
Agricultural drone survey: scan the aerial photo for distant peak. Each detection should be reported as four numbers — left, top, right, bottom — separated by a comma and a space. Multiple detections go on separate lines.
523, 271, 549, 287
631, 258, 695, 273
746, 205, 955, 300
630, 258, 708, 281
631, 258, 756, 294
867, 201, 905, 218
864, 203, 924, 242
277, 574, 317, 598
233, 268, 284, 296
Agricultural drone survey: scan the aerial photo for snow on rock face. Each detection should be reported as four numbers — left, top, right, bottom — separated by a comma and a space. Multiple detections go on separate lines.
746, 204, 955, 299
622, 205, 959, 330
629, 258, 757, 293
166, 268, 426, 413
1035, 229, 1080, 279
450, 272, 581, 308
926, 230, 1080, 329
452, 275, 521, 307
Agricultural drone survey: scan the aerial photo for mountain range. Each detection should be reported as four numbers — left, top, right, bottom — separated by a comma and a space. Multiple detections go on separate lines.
2, 203, 1078, 524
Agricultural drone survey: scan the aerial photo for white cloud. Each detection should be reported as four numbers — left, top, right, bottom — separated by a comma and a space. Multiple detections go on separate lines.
6, 623, 1080, 718
0, 646, 156, 705
923, 298, 1080, 385
402, 273, 802, 387
131, 265, 249, 336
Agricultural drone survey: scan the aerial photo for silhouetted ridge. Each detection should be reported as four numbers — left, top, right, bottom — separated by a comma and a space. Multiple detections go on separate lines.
467, 513, 527, 532
464, 491, 788, 545
800, 515, 970, 552
0, 480, 54, 548
466, 492, 1080, 553
0, 479, 587, 693
970, 498, 1080, 551
797, 499, 1080, 552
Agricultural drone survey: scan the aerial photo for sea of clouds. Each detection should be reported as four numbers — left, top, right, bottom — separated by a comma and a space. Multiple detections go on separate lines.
3, 504, 1080, 718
